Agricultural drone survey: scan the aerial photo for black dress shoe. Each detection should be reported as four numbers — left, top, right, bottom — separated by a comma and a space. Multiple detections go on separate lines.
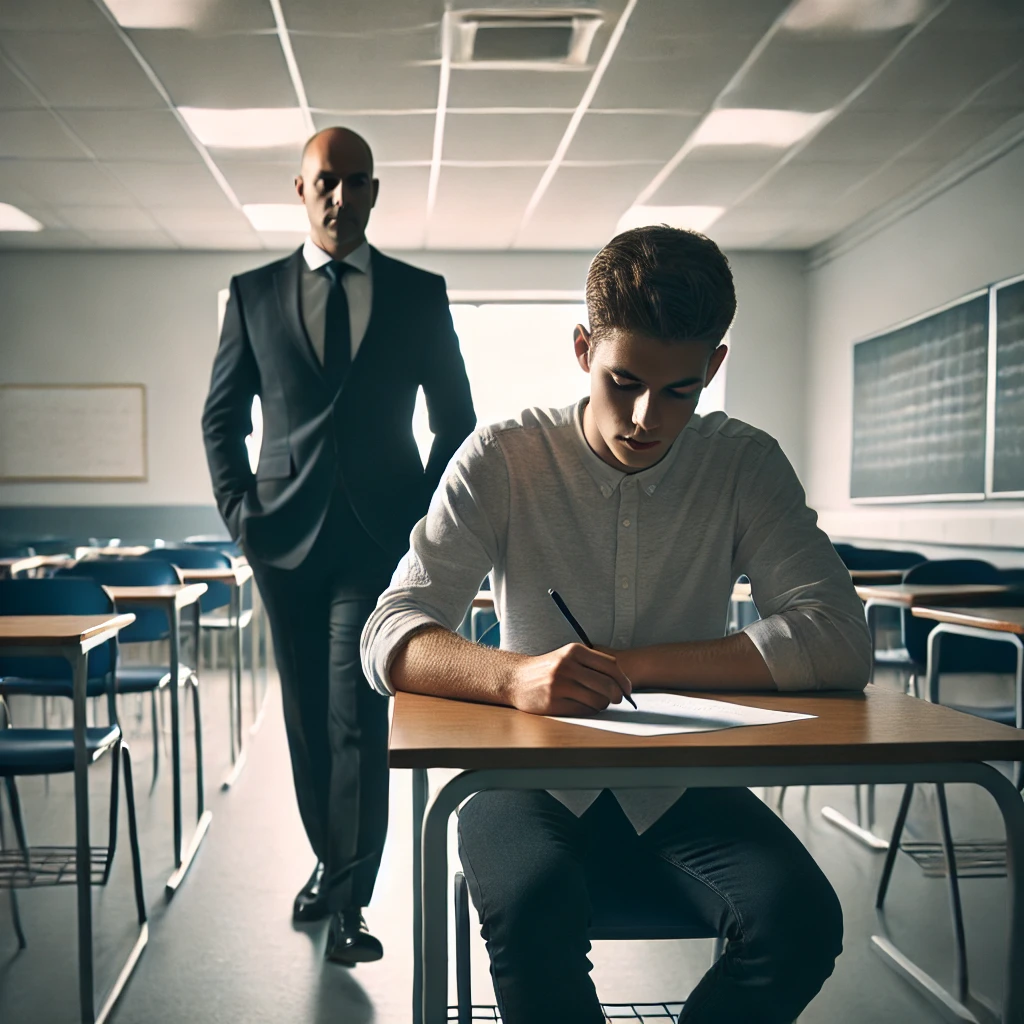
293, 862, 329, 923
325, 909, 384, 966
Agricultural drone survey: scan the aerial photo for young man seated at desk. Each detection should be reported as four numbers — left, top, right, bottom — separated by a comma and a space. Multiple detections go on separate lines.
360, 226, 871, 1024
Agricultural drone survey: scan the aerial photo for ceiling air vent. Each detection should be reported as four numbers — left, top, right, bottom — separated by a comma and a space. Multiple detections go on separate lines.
449, 9, 603, 69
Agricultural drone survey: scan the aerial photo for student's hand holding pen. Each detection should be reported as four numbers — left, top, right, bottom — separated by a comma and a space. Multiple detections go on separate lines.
504, 644, 633, 717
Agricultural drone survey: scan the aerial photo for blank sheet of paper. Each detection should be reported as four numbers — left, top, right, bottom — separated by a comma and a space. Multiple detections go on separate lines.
548, 692, 816, 737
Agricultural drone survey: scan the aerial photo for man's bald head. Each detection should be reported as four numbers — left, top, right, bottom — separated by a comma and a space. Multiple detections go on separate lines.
295, 126, 378, 258
300, 127, 373, 174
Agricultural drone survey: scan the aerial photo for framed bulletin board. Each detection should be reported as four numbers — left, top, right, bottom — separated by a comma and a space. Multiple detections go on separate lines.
0, 383, 148, 482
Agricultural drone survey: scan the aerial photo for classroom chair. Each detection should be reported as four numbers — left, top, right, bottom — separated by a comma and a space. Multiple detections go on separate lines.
0, 678, 147, 1023
183, 535, 243, 559
452, 870, 723, 1023
832, 543, 926, 571
57, 559, 205, 798
0, 578, 120, 728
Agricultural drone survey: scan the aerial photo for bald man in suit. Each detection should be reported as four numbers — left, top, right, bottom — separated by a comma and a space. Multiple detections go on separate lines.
203, 127, 475, 963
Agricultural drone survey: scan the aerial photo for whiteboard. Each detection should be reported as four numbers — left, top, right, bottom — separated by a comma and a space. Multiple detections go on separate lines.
0, 384, 147, 481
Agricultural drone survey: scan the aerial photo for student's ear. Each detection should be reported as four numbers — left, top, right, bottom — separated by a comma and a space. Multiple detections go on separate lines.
294, 175, 305, 201
574, 325, 593, 372
371, 177, 380, 209
704, 344, 728, 385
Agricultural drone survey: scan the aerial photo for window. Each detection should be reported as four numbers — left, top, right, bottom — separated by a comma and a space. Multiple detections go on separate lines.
413, 303, 728, 464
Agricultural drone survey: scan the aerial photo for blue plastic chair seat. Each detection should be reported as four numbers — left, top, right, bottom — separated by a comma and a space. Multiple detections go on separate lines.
0, 676, 109, 699
0, 725, 120, 776
117, 664, 194, 692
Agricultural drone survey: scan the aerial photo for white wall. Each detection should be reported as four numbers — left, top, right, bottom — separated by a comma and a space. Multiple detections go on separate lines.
805, 141, 1024, 550
0, 246, 806, 510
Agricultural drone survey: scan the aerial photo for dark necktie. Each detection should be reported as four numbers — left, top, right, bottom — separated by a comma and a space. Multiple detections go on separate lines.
322, 260, 351, 386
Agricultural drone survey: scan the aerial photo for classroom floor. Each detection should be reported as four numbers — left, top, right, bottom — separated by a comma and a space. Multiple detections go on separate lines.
0, 660, 1016, 1024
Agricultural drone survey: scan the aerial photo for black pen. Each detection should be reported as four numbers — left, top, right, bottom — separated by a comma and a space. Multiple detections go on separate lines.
547, 588, 638, 709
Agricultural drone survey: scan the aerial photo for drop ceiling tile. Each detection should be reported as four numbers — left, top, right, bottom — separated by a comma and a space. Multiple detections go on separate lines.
904, 109, 1024, 162
517, 164, 656, 250
0, 30, 165, 108
293, 35, 439, 109
0, 58, 41, 109
593, 35, 759, 111
929, 0, 1024, 32
446, 69, 589, 110
840, 160, 942, 208
217, 161, 298, 205
59, 109, 201, 162
57, 205, 158, 230
854, 30, 1024, 111
796, 110, 947, 162
0, 110, 87, 158
165, 229, 262, 250
709, 205, 798, 238
83, 228, 177, 248
426, 166, 543, 248
721, 36, 897, 112
105, 161, 234, 207
128, 30, 297, 107
0, 227, 93, 248
148, 206, 250, 232
206, 143, 304, 166
310, 112, 435, 163
283, 0, 446, 33
0, 158, 138, 205
0, 0, 110, 30
650, 156, 779, 206
567, 112, 701, 162
750, 161, 891, 206
367, 165, 428, 249
443, 112, 570, 162
972, 64, 1024, 110
621, 0, 790, 41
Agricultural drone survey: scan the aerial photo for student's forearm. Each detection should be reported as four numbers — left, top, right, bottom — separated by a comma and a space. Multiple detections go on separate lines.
617, 632, 776, 691
390, 625, 524, 706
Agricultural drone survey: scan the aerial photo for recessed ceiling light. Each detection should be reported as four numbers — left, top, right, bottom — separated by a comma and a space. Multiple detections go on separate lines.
179, 108, 308, 150
692, 109, 829, 148
616, 206, 725, 234
783, 0, 928, 33
243, 204, 309, 233
101, 0, 215, 30
0, 203, 43, 232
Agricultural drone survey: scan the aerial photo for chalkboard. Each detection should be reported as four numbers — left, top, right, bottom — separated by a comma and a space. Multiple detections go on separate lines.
0, 384, 147, 481
851, 294, 989, 500
992, 276, 1024, 495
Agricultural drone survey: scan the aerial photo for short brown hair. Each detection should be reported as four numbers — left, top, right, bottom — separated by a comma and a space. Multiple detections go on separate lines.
586, 226, 736, 346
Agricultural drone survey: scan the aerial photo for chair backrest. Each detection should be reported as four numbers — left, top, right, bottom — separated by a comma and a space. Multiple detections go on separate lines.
145, 546, 234, 611
836, 543, 926, 570
0, 578, 116, 680
18, 537, 73, 556
0, 543, 34, 558
58, 559, 181, 643
902, 559, 1016, 673
183, 536, 242, 559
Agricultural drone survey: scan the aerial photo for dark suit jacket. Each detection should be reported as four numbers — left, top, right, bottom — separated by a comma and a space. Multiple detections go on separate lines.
202, 246, 476, 570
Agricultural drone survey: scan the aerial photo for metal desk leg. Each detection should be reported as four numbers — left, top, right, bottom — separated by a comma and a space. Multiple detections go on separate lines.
222, 584, 247, 789
872, 762, 1024, 1023
412, 768, 428, 1024
165, 604, 213, 895
72, 650, 95, 1024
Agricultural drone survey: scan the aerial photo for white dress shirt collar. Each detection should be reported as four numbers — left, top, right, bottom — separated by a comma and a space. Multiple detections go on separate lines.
302, 237, 372, 275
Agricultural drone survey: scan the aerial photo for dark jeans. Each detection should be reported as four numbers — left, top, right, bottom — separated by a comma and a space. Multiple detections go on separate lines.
458, 788, 843, 1024
248, 492, 394, 912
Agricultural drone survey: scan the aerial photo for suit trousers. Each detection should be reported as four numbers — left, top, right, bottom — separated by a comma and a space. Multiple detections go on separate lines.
458, 787, 843, 1024
247, 490, 394, 912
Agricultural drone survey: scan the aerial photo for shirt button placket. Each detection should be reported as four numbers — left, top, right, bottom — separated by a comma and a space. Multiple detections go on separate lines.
612, 479, 639, 646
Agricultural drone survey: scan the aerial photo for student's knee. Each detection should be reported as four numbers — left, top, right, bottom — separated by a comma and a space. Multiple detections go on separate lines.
756, 865, 843, 997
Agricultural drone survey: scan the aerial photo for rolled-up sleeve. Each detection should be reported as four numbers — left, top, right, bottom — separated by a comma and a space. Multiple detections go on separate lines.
360, 428, 509, 695
734, 440, 871, 691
